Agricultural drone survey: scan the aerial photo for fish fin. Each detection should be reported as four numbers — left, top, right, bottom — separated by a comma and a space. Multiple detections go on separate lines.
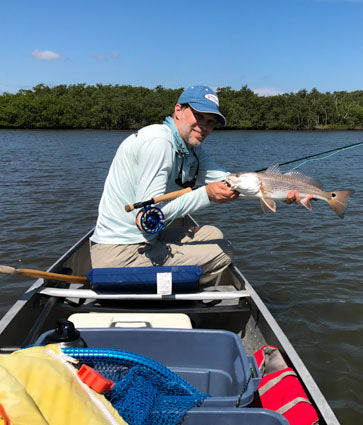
300, 196, 313, 210
284, 170, 324, 189
327, 190, 354, 219
265, 163, 282, 174
260, 197, 276, 213
260, 199, 271, 214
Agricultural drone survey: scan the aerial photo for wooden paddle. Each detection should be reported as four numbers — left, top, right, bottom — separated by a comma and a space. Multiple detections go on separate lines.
0, 265, 88, 284
125, 187, 192, 212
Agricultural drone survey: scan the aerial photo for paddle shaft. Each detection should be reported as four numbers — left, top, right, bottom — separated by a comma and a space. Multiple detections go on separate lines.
125, 187, 192, 212
0, 265, 88, 284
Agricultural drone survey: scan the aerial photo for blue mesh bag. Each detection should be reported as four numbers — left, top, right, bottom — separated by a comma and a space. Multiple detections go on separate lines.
63, 347, 209, 425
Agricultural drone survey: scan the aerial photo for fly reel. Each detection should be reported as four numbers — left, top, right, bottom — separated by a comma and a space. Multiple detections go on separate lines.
135, 206, 165, 234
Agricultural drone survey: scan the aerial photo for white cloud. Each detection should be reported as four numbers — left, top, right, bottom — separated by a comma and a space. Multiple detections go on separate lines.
253, 87, 284, 97
93, 51, 120, 61
32, 50, 60, 61
94, 54, 106, 61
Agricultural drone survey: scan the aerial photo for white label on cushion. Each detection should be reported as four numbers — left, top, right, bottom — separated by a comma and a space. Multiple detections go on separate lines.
157, 272, 172, 295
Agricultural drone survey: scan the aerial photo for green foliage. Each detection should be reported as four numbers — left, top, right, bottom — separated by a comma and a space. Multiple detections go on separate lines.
0, 84, 362, 130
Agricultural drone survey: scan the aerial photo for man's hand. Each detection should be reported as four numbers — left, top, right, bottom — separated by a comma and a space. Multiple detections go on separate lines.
285, 190, 314, 205
206, 181, 239, 204
285, 190, 300, 204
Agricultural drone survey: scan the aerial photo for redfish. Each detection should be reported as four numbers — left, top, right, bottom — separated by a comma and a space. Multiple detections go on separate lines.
225, 164, 354, 218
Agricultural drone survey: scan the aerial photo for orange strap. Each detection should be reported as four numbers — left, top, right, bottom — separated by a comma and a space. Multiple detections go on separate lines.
0, 404, 11, 425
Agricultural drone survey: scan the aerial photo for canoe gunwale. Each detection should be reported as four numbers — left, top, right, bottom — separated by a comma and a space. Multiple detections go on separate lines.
39, 287, 251, 300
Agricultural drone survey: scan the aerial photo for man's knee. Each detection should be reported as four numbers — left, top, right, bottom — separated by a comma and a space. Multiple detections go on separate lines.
193, 225, 233, 266
218, 238, 234, 264
194, 225, 224, 241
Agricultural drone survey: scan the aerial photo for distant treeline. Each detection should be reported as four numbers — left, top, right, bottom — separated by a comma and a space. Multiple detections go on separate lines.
0, 83, 362, 130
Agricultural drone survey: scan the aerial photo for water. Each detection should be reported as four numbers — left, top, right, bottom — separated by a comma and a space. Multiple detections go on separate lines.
1, 129, 362, 423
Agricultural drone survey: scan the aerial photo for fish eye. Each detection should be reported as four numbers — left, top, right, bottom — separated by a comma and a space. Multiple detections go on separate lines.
332, 193, 336, 197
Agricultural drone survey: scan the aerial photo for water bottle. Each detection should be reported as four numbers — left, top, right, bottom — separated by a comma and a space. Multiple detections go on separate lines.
42, 318, 87, 348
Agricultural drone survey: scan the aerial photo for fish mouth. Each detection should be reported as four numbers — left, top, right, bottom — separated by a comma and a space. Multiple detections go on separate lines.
224, 177, 235, 187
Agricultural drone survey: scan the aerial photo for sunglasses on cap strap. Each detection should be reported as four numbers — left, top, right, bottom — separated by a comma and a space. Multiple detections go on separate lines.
175, 151, 199, 189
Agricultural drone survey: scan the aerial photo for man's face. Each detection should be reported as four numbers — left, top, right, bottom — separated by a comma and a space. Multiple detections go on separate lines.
173, 104, 217, 148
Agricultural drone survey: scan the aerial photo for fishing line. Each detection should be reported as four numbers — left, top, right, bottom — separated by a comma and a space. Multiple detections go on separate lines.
164, 195, 185, 229
291, 142, 363, 170
255, 141, 363, 172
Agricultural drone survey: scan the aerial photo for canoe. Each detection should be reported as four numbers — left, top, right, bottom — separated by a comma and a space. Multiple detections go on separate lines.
0, 215, 340, 425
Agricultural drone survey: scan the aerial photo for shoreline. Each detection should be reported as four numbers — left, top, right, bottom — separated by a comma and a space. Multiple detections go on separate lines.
1, 126, 363, 132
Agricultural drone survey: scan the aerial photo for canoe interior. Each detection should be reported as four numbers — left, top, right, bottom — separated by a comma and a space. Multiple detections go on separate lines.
0, 237, 252, 348
0, 217, 340, 425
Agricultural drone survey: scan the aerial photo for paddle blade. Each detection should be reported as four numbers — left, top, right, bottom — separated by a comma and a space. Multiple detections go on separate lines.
0, 266, 17, 275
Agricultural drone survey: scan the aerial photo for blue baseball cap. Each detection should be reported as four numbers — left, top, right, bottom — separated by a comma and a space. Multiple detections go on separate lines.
177, 85, 226, 126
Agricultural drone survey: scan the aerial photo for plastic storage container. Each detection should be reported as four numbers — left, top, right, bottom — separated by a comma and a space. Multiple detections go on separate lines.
183, 407, 289, 425
68, 312, 193, 328
36, 327, 261, 407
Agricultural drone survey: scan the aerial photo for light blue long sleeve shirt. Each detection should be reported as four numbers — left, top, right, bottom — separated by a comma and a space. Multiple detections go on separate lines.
91, 121, 229, 245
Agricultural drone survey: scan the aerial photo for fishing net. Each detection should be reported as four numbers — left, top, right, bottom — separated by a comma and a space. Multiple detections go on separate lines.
63, 347, 209, 425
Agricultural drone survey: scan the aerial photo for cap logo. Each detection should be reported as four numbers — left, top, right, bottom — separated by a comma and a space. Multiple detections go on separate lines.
205, 94, 219, 105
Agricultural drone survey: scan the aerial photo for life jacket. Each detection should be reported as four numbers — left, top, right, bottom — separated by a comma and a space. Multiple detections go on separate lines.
254, 345, 319, 425
0, 344, 128, 425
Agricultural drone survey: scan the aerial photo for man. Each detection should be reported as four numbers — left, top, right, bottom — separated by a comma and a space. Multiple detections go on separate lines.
90, 85, 239, 283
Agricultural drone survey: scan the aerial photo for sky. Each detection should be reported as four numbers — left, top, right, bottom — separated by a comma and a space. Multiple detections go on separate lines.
1, 0, 363, 95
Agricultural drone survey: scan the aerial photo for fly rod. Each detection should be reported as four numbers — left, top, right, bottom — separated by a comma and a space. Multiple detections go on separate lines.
124, 187, 192, 212
123, 140, 362, 232
126, 141, 363, 211
254, 140, 363, 172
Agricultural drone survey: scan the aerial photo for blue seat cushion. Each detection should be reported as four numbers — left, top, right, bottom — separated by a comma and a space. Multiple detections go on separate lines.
87, 265, 202, 293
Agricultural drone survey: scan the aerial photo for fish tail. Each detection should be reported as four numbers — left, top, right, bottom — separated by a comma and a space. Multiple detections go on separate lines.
327, 190, 354, 218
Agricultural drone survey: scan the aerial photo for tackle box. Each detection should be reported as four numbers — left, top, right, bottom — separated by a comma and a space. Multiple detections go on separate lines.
36, 327, 261, 407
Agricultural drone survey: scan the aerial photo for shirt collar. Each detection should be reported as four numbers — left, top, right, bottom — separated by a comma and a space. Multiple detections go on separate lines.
163, 116, 190, 156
